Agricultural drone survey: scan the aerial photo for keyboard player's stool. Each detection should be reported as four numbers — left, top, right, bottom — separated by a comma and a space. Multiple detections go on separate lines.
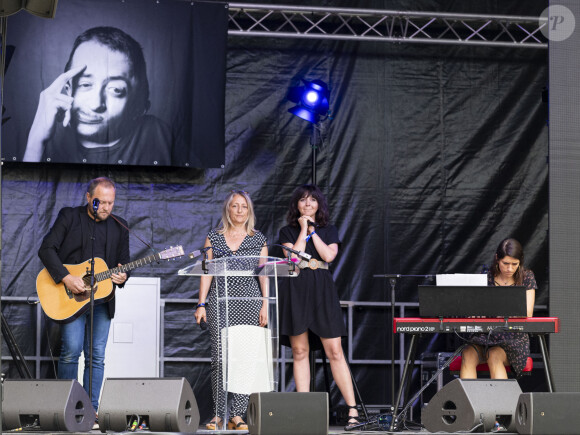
448, 355, 533, 376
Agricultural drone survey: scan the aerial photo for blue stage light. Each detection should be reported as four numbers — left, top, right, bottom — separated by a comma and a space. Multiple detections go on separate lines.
304, 90, 320, 105
287, 79, 330, 124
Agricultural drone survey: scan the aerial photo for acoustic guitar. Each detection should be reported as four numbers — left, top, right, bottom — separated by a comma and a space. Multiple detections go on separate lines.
36, 246, 184, 323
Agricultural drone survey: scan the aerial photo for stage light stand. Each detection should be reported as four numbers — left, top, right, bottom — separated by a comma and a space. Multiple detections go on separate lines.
310, 122, 322, 185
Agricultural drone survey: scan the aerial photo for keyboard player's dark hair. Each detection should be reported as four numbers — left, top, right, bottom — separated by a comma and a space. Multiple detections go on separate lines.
492, 238, 525, 286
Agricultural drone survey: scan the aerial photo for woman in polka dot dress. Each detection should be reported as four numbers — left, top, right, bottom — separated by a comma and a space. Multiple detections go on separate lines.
194, 191, 268, 431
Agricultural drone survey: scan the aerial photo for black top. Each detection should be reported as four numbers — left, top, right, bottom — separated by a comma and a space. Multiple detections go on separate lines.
278, 224, 346, 350
81, 212, 107, 261
43, 115, 172, 165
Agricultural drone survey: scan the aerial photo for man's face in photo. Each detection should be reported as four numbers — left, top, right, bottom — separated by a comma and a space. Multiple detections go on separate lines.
68, 40, 138, 145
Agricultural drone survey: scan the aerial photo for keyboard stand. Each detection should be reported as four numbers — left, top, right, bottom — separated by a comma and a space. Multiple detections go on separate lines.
390, 328, 556, 431
537, 333, 555, 392
390, 334, 418, 431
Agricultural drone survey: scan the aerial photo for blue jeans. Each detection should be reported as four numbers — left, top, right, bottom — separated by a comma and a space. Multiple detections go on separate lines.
58, 303, 111, 412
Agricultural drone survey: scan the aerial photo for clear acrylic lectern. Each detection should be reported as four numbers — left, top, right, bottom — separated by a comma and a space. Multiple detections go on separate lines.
178, 256, 299, 430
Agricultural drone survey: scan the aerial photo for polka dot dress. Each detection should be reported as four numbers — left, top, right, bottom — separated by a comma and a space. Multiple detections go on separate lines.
206, 229, 267, 419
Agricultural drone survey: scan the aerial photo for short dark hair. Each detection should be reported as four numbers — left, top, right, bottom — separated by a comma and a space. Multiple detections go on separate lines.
492, 238, 525, 285
87, 177, 115, 196
286, 184, 330, 227
65, 26, 150, 115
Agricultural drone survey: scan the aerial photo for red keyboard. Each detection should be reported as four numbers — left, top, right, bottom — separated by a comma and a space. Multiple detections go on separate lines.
394, 317, 559, 334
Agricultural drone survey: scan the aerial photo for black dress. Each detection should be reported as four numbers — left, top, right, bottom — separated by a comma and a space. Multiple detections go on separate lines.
278, 224, 346, 350
467, 269, 537, 376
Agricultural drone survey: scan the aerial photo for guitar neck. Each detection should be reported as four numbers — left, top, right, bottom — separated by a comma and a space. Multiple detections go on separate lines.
94, 253, 162, 282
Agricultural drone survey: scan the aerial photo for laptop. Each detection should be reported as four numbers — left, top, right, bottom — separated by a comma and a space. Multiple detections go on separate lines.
418, 285, 528, 318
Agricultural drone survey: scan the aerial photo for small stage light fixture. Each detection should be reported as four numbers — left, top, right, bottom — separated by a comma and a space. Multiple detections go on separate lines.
287, 79, 330, 123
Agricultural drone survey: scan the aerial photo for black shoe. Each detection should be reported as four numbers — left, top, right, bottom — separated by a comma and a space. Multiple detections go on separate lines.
344, 405, 361, 431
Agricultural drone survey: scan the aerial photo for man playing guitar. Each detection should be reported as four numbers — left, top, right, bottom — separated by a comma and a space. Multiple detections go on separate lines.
38, 177, 129, 422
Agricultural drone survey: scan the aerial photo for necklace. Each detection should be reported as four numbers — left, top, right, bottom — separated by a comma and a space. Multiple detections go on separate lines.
225, 229, 247, 253
495, 277, 513, 286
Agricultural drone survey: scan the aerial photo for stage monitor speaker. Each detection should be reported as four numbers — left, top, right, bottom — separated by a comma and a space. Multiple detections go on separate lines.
1, 379, 94, 432
248, 392, 328, 435
516, 392, 580, 434
422, 378, 522, 433
98, 377, 199, 433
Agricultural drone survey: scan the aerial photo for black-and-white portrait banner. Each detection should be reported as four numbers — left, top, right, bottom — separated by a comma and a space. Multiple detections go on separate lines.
3, 0, 227, 167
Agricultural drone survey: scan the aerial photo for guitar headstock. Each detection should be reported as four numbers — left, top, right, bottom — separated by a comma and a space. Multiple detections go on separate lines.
159, 245, 185, 260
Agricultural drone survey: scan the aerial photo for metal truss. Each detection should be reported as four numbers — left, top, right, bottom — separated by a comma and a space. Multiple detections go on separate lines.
228, 3, 548, 49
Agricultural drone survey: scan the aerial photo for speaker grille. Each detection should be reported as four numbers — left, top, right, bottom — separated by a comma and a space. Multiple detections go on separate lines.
422, 379, 521, 432
248, 392, 328, 435
1, 379, 93, 432
98, 377, 199, 433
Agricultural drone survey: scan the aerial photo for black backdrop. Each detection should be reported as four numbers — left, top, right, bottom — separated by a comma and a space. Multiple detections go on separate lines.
1, 0, 548, 422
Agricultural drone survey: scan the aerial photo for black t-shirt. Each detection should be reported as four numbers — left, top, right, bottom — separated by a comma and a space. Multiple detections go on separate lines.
80, 211, 107, 262
42, 115, 172, 165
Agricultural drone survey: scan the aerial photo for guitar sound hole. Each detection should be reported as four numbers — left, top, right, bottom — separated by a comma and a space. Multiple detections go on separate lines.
82, 275, 97, 292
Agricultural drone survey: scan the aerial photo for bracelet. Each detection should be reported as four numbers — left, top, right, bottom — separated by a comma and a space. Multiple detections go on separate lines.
305, 230, 316, 242
196, 303, 206, 308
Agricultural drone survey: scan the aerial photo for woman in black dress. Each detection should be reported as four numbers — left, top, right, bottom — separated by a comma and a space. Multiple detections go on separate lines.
278, 184, 360, 430
194, 191, 268, 431
460, 238, 537, 379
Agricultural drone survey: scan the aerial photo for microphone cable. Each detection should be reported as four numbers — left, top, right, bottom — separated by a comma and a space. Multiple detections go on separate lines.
108, 213, 161, 259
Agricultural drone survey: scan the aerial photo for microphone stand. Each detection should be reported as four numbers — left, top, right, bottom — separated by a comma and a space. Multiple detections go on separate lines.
372, 274, 400, 411
88, 203, 99, 412
372, 273, 434, 418
286, 250, 297, 276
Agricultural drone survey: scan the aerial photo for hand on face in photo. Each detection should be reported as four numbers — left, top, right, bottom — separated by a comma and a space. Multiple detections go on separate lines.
38, 65, 87, 133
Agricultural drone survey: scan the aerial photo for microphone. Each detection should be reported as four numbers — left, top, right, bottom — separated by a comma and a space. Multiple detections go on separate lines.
92, 198, 100, 215
272, 244, 311, 261
200, 319, 208, 331
189, 247, 212, 259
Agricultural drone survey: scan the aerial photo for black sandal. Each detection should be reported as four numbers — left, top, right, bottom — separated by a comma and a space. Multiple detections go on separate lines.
344, 405, 361, 431
227, 417, 248, 431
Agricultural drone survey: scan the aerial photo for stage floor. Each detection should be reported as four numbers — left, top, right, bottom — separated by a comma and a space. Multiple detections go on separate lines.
6, 428, 519, 435
193, 428, 516, 434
